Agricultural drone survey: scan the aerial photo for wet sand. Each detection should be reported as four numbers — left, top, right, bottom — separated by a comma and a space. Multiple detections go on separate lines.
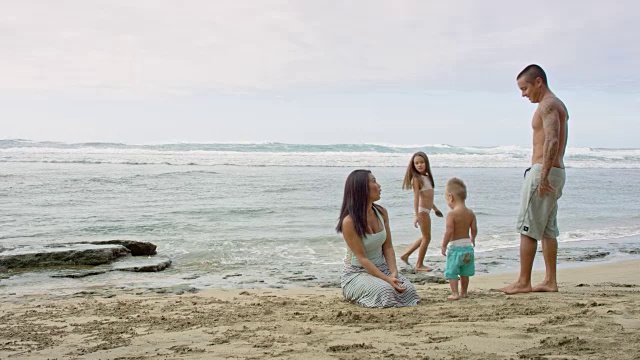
1, 260, 639, 359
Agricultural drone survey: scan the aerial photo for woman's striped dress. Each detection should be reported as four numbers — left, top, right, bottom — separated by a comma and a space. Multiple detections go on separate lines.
341, 208, 420, 308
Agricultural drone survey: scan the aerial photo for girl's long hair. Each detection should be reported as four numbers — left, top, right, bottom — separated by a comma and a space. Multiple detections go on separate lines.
402, 151, 435, 190
336, 169, 381, 238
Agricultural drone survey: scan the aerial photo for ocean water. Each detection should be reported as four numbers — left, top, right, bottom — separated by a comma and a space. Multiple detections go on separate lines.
1, 140, 639, 294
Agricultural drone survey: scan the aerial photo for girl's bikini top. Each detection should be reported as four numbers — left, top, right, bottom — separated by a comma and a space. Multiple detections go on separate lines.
418, 174, 433, 192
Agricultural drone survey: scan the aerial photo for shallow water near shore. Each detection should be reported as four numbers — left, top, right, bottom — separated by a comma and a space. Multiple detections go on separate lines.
1, 142, 640, 295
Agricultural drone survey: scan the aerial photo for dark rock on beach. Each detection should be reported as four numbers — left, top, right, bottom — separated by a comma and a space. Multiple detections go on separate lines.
112, 257, 172, 272
0, 240, 170, 279
84, 240, 157, 256
284, 275, 317, 282
564, 251, 610, 262
0, 244, 131, 269
46, 239, 158, 256
149, 284, 199, 295
319, 281, 341, 288
222, 273, 242, 279
51, 257, 172, 278
51, 270, 110, 279
401, 269, 448, 285
621, 248, 640, 255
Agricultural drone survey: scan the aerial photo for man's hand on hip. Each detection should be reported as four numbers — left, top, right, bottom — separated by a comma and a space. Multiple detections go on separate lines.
538, 177, 555, 197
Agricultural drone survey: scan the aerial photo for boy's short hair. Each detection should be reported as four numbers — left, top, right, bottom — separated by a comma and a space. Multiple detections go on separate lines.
446, 177, 467, 200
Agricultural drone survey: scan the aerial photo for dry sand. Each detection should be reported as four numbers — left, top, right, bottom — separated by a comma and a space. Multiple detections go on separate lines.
1, 260, 639, 359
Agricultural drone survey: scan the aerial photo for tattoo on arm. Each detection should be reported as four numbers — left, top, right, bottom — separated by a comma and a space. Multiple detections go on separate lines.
541, 103, 560, 177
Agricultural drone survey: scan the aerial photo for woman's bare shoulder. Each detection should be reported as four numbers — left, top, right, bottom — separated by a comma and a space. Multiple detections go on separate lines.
374, 204, 389, 219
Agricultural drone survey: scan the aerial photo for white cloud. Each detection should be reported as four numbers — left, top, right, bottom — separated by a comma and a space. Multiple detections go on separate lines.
1, 1, 638, 93
1, 1, 638, 147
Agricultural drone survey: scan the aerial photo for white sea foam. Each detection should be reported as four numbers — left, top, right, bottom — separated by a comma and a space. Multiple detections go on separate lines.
1, 141, 639, 168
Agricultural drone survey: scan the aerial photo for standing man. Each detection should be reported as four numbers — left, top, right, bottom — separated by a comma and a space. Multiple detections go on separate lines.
500, 64, 569, 295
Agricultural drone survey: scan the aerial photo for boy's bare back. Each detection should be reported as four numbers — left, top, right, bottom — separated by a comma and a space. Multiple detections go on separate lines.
447, 206, 477, 242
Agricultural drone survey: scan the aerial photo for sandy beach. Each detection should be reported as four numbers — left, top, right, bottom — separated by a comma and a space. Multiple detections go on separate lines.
0, 261, 638, 359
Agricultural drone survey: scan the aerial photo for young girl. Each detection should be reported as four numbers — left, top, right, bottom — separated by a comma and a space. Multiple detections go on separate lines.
400, 152, 443, 271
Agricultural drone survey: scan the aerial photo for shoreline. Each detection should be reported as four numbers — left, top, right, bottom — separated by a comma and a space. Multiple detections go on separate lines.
1, 260, 639, 359
1, 234, 639, 297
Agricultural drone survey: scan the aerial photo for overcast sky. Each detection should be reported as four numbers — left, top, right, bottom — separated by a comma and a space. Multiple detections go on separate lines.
1, 1, 638, 147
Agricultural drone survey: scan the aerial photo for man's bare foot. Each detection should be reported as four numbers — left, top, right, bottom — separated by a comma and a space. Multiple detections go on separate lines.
415, 265, 432, 272
400, 255, 411, 266
460, 293, 468, 298
532, 282, 558, 292
447, 294, 460, 301
498, 282, 532, 295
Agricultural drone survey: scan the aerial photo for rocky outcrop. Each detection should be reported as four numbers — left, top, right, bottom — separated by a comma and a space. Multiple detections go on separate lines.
112, 257, 171, 272
84, 240, 157, 256
51, 270, 109, 279
564, 251, 610, 262
0, 244, 131, 269
51, 257, 172, 278
0, 240, 168, 276
401, 269, 449, 285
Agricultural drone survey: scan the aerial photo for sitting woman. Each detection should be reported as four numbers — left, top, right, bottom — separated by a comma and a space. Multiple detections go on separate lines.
336, 169, 420, 307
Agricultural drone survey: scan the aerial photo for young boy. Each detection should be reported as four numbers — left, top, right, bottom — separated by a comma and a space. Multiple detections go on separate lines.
441, 178, 477, 300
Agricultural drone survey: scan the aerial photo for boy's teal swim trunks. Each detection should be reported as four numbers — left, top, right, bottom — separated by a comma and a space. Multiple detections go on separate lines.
445, 239, 475, 280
